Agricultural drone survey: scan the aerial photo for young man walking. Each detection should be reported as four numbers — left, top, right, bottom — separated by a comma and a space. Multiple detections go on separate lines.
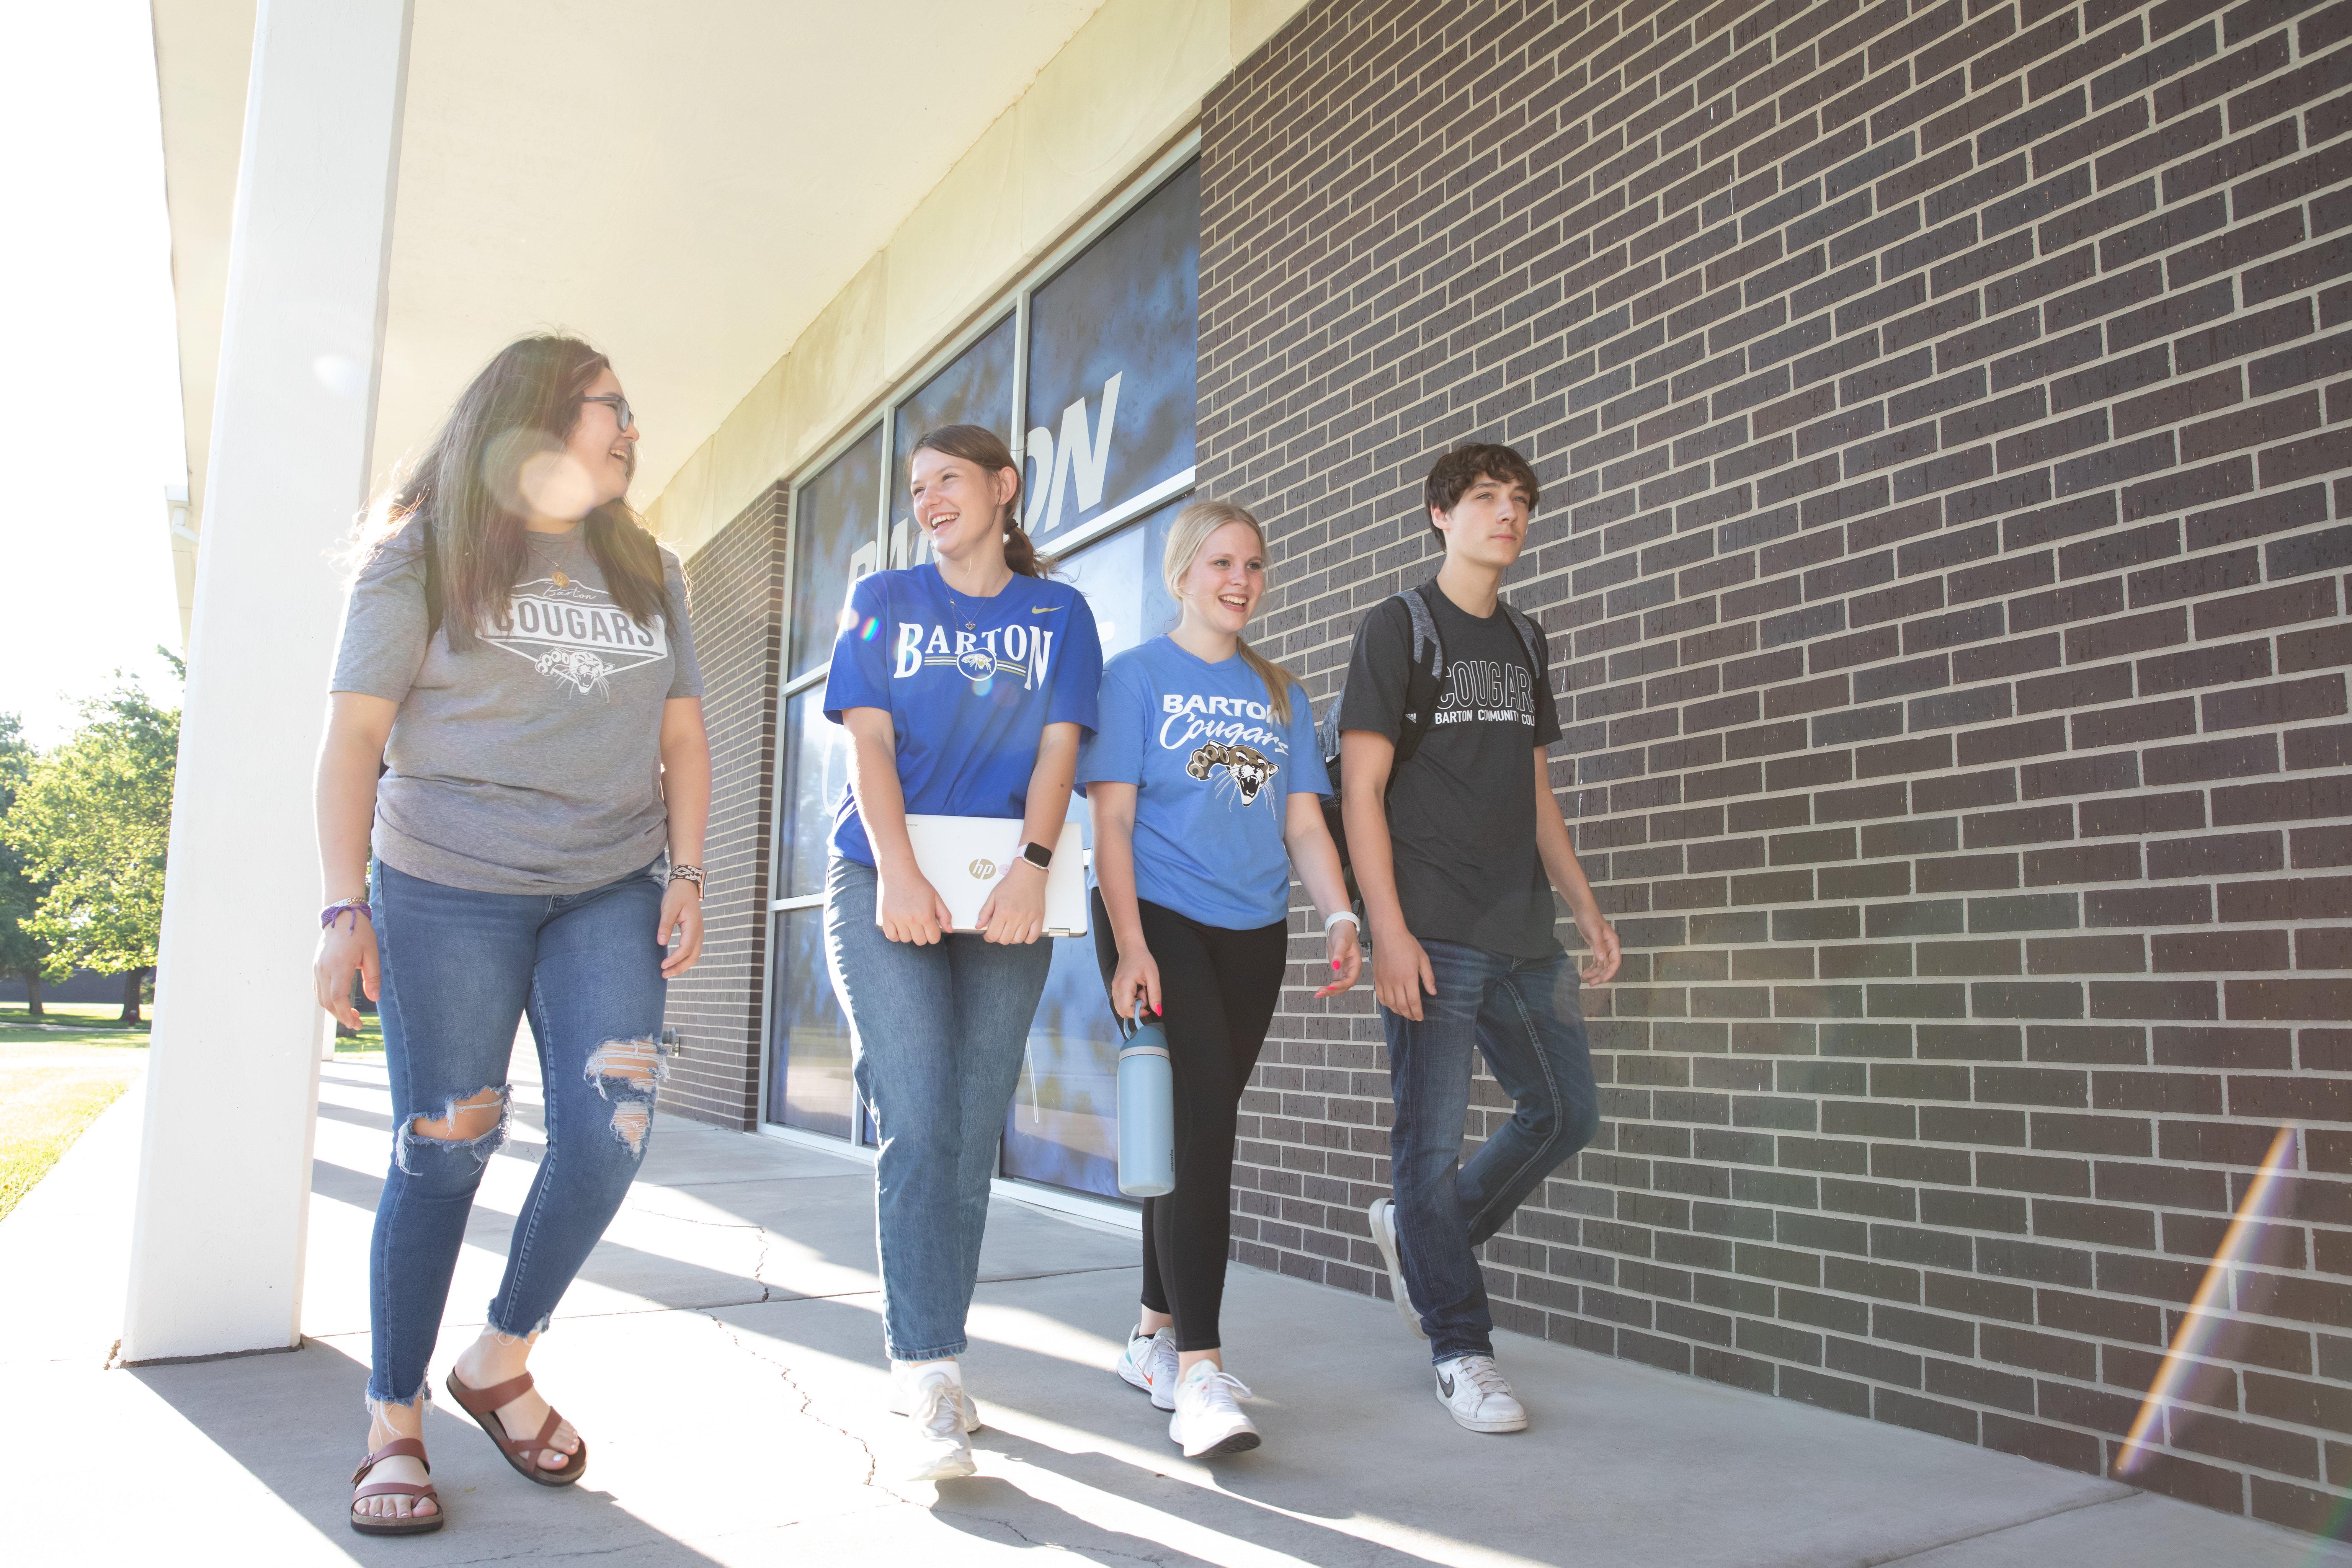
1336, 442, 1621, 1434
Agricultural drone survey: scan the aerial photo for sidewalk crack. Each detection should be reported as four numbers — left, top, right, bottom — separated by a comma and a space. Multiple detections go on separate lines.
1859, 1487, 2139, 1566
693, 1304, 879, 1491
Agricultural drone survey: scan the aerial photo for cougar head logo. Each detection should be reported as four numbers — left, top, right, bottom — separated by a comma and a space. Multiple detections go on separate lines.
533, 646, 611, 698
1186, 742, 1278, 804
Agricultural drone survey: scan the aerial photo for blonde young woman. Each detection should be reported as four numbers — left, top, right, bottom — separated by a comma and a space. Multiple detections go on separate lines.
1079, 499, 1360, 1457
315, 336, 709, 1535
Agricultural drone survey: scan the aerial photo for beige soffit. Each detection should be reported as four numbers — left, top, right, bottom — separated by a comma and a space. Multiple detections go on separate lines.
150, 0, 257, 546
152, 0, 1113, 542
644, 0, 1316, 560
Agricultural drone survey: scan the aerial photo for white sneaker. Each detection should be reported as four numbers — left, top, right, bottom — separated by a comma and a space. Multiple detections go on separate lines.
1116, 1325, 1179, 1411
1367, 1197, 1428, 1340
889, 1358, 978, 1432
900, 1366, 977, 1480
1167, 1361, 1260, 1458
1434, 1354, 1527, 1434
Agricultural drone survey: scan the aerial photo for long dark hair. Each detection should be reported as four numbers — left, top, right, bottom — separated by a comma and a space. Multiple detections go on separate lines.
910, 424, 1049, 577
364, 335, 671, 649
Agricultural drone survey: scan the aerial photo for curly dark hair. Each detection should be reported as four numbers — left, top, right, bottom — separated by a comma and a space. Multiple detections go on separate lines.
1423, 442, 1542, 541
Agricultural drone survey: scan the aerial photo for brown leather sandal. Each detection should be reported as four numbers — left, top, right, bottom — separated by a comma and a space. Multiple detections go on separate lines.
443, 1369, 589, 1488
350, 1437, 444, 1535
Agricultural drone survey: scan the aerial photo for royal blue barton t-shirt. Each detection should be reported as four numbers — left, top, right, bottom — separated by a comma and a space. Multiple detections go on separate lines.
822, 564, 1102, 867
1078, 635, 1329, 930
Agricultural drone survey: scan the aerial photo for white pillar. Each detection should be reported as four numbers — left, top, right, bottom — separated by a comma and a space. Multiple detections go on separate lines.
124, 0, 412, 1363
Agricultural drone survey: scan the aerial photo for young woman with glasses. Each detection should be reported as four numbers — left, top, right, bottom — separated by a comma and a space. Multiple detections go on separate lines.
1081, 498, 1359, 1457
315, 335, 709, 1535
820, 423, 1103, 1480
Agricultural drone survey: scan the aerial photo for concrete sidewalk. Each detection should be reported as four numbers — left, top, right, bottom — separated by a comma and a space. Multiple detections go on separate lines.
5, 1047, 2347, 1568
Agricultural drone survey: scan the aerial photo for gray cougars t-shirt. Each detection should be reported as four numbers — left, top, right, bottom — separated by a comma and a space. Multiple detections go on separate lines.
331, 524, 704, 896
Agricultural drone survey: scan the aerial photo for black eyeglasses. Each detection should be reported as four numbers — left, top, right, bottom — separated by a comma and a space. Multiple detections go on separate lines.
580, 393, 634, 431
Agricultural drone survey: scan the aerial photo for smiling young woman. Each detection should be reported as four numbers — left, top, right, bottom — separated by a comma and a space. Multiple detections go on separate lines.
313, 335, 711, 1537
1078, 498, 1360, 1459
818, 422, 1103, 1480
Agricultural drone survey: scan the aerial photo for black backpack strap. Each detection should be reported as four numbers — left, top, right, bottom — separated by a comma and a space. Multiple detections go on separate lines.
1498, 599, 1548, 695
1393, 581, 1449, 770
1315, 584, 1449, 768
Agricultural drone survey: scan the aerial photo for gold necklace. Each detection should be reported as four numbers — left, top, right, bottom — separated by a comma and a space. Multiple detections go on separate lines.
940, 565, 1009, 630
526, 528, 584, 589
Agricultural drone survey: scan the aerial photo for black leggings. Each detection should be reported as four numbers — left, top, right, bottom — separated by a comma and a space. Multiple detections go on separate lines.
1093, 890, 1289, 1352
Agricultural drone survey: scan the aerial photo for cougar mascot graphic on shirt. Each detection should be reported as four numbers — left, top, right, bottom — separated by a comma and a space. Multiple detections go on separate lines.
1186, 742, 1277, 804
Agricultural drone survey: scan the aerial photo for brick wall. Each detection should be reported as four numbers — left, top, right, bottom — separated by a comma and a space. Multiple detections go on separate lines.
1202, 0, 2352, 1535
662, 483, 786, 1127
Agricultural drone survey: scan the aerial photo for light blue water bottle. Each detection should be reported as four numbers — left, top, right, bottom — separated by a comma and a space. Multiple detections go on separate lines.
1117, 1016, 1175, 1197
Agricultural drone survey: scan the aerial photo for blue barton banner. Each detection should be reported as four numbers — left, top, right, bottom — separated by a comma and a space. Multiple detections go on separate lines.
1022, 160, 1199, 546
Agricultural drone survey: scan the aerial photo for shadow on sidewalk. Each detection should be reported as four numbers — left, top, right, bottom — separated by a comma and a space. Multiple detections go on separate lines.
128, 1337, 730, 1567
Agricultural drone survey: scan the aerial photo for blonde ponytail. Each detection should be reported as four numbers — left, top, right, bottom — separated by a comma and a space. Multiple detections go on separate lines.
1162, 498, 1298, 725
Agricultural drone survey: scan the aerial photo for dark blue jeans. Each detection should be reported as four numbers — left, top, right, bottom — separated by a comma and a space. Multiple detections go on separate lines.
1383, 939, 1599, 1364
366, 857, 669, 1406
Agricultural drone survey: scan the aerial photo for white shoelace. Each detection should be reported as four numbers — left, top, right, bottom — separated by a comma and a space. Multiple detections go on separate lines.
1183, 1369, 1253, 1414
1453, 1357, 1511, 1399
915, 1379, 965, 1440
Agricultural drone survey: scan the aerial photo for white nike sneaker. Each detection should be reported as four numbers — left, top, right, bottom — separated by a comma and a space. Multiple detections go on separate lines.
900, 1365, 978, 1480
1116, 1325, 1179, 1411
1167, 1361, 1260, 1458
1434, 1354, 1527, 1434
1367, 1196, 1428, 1339
889, 1358, 979, 1433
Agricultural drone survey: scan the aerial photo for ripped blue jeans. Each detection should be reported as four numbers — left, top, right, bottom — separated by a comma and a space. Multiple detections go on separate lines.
366, 857, 668, 1406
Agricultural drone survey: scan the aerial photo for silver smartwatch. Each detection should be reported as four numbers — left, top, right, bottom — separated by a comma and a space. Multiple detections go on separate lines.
1018, 840, 1054, 871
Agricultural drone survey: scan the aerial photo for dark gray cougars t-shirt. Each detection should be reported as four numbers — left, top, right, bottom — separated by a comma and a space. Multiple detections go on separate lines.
1337, 585, 1562, 959
331, 524, 704, 896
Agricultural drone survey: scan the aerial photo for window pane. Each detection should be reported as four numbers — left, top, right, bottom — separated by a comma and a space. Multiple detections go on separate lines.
1051, 498, 1182, 661
1004, 936, 1121, 1197
767, 906, 853, 1136
780, 688, 849, 899
998, 502, 1183, 1196
890, 315, 1016, 569
789, 426, 882, 679
1022, 161, 1199, 544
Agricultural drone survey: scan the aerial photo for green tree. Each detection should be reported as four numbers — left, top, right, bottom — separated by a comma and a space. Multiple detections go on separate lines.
0, 714, 67, 1018
0, 657, 181, 1023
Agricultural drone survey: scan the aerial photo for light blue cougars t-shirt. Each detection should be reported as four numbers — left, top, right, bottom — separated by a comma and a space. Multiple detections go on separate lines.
822, 564, 1102, 867
1078, 635, 1330, 930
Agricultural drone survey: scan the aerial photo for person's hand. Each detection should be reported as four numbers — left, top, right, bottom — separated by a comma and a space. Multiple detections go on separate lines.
878, 866, 953, 944
1576, 910, 1622, 985
1372, 921, 1436, 1020
1314, 920, 1362, 998
658, 879, 704, 977
1109, 939, 1162, 1020
977, 860, 1047, 945
314, 915, 378, 1029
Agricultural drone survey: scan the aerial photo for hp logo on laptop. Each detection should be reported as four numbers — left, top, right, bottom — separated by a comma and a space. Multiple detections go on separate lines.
968, 858, 996, 881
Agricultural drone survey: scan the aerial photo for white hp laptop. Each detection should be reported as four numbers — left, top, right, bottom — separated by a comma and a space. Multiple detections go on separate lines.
900, 816, 1088, 937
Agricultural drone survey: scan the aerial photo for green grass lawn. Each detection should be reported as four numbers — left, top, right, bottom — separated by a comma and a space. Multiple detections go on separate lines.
0, 1009, 147, 1222
0, 1001, 383, 1222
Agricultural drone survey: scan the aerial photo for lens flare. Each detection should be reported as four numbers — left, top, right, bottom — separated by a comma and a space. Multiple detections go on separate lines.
2114, 1124, 2300, 1479
859, 615, 879, 642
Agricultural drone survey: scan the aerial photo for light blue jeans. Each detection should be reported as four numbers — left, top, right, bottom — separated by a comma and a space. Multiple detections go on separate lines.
366, 857, 669, 1406
824, 856, 1054, 1361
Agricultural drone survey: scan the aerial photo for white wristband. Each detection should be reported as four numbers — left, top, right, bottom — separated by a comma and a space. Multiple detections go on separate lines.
1323, 910, 1360, 933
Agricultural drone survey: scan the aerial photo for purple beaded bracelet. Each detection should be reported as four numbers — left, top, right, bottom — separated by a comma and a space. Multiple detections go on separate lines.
321, 898, 371, 932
